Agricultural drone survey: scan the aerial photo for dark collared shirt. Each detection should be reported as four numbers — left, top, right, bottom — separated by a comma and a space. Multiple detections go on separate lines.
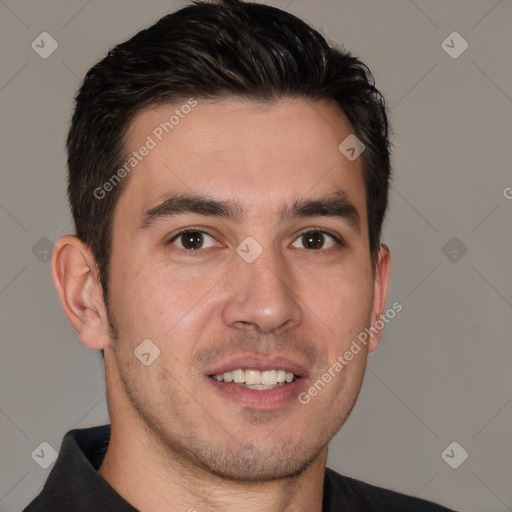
23, 424, 456, 511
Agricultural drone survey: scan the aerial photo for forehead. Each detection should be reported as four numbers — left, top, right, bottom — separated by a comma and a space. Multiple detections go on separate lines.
115, 97, 367, 229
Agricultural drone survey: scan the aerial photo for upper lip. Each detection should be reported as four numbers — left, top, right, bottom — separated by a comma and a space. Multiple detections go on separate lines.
206, 355, 309, 379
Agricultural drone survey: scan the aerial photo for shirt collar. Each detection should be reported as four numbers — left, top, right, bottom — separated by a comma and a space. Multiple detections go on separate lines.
28, 424, 346, 512
28, 424, 138, 511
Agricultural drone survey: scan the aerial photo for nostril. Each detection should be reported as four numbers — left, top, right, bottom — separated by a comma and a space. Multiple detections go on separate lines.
233, 321, 258, 330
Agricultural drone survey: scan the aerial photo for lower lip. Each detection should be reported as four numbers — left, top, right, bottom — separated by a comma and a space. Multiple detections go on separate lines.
207, 377, 305, 409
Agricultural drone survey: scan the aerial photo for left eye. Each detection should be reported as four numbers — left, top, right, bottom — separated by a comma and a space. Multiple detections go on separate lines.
169, 231, 219, 250
291, 230, 339, 250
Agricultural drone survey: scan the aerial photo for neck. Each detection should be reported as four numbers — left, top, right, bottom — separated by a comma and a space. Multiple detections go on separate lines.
98, 362, 326, 512
99, 436, 326, 512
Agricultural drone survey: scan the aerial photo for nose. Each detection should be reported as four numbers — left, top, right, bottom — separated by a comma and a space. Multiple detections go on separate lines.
221, 245, 303, 333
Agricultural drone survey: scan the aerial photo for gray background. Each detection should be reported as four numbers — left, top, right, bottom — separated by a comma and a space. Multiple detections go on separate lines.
1, 1, 511, 511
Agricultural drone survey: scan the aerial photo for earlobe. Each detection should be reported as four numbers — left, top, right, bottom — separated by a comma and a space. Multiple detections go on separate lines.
51, 235, 111, 350
368, 244, 391, 354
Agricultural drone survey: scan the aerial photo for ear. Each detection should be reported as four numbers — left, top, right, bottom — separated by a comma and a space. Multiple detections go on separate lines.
51, 235, 111, 350
367, 244, 391, 354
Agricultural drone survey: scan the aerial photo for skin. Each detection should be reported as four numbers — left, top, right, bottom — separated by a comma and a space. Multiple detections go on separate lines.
52, 97, 391, 512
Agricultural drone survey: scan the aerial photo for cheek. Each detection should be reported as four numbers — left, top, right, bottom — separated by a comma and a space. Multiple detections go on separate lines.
295, 261, 374, 341
112, 257, 226, 343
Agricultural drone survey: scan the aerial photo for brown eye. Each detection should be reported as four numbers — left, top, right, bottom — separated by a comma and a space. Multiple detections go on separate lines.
170, 231, 217, 250
291, 230, 338, 250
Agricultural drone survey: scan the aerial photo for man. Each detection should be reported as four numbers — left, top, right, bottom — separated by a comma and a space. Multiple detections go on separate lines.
24, 0, 456, 510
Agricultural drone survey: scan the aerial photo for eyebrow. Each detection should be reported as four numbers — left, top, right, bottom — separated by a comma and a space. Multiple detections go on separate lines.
138, 194, 245, 230
281, 191, 361, 232
137, 190, 361, 233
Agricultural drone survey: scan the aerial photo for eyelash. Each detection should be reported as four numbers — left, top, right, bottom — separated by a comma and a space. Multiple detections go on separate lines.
167, 227, 345, 253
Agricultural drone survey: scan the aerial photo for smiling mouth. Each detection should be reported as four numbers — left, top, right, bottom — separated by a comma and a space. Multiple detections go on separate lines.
209, 369, 300, 390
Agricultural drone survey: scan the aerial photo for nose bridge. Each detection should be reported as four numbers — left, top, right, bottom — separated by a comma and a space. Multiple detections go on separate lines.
222, 238, 302, 332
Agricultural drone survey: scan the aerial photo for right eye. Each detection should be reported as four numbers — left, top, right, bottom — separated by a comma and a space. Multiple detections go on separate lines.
168, 230, 220, 251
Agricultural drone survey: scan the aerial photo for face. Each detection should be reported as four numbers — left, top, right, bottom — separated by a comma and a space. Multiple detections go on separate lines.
104, 97, 388, 481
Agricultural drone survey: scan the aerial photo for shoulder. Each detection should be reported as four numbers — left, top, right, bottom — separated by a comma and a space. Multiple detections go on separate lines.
323, 467, 457, 511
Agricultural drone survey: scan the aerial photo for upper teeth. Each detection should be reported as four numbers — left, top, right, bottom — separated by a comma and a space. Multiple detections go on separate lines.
211, 369, 296, 385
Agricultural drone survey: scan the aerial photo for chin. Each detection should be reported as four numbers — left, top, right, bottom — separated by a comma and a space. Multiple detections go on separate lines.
187, 437, 325, 483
